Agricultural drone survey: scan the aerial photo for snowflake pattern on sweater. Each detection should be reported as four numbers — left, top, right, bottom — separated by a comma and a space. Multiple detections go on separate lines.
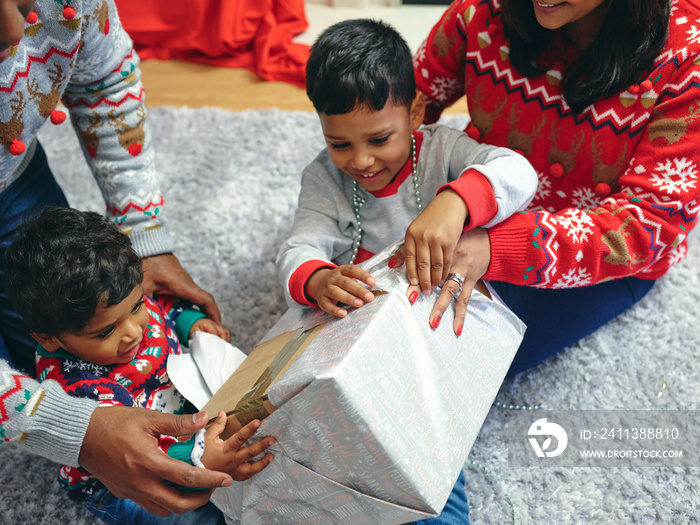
0, 0, 173, 258
414, 0, 700, 287
35, 295, 199, 501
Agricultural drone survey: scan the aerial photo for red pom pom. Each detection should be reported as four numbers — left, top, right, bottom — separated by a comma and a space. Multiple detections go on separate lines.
63, 6, 76, 20
26, 11, 38, 24
595, 182, 611, 197
9, 139, 26, 156
50, 109, 66, 125
629, 84, 640, 95
466, 126, 481, 141
127, 143, 142, 156
487, 24, 498, 36
640, 80, 653, 93
549, 162, 564, 178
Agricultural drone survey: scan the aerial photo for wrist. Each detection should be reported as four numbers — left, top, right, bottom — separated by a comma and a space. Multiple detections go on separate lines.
305, 268, 330, 303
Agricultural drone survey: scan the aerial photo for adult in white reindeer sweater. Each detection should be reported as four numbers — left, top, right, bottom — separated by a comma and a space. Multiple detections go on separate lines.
0, 0, 223, 376
0, 0, 231, 516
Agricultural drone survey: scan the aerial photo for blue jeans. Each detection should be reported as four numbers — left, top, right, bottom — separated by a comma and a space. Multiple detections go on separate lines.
85, 487, 226, 525
0, 141, 68, 376
411, 471, 470, 525
489, 277, 656, 376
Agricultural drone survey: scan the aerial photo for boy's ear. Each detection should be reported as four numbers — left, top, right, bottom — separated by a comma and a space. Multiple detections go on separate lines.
410, 91, 426, 131
30, 332, 62, 352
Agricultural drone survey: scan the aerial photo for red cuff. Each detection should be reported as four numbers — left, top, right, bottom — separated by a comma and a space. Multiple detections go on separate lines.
289, 260, 338, 306
439, 168, 497, 230
482, 215, 533, 283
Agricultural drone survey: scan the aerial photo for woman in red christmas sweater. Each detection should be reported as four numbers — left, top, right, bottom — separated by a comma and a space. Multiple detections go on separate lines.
395, 0, 699, 374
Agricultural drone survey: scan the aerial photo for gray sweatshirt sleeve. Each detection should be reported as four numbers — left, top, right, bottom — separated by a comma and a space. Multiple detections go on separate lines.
425, 124, 538, 227
0, 359, 97, 467
276, 153, 357, 308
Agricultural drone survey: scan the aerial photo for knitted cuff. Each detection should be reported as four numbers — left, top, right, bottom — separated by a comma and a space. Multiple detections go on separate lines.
483, 215, 534, 283
23, 380, 98, 468
167, 436, 197, 465
127, 221, 176, 258
439, 168, 497, 229
174, 308, 207, 345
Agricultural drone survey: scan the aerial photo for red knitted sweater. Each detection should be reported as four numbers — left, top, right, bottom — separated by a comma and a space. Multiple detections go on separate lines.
415, 0, 700, 287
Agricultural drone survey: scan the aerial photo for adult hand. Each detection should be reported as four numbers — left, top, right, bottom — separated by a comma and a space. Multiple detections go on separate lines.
79, 407, 233, 516
396, 228, 490, 335
142, 254, 222, 324
392, 189, 468, 295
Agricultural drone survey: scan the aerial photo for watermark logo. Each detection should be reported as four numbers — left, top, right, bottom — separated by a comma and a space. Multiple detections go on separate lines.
528, 418, 568, 458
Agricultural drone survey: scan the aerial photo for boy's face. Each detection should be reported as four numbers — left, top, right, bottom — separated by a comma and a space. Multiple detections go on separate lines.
34, 286, 149, 366
319, 94, 426, 192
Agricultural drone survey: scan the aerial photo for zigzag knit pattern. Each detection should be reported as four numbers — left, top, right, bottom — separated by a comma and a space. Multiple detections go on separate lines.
415, 0, 700, 287
0, 0, 172, 257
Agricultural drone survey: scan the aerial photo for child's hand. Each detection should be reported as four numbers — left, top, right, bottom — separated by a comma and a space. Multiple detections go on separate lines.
393, 189, 468, 295
201, 412, 275, 482
305, 265, 376, 318
190, 318, 231, 342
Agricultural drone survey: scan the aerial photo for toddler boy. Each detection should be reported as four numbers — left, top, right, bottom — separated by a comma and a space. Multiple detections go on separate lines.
4, 206, 274, 524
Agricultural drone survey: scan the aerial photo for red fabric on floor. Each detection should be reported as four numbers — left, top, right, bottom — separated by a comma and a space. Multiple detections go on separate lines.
115, 0, 309, 87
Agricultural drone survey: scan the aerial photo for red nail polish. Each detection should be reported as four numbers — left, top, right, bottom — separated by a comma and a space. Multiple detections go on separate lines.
409, 291, 418, 304
457, 325, 463, 336
388, 256, 396, 268
431, 316, 441, 329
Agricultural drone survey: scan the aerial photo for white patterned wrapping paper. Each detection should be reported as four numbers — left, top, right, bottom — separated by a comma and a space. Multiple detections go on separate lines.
212, 244, 526, 524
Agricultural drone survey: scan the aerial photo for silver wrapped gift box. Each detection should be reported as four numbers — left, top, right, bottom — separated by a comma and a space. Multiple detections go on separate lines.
203, 246, 525, 524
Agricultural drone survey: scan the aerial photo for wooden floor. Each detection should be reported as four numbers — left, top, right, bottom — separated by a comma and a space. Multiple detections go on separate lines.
139, 60, 467, 114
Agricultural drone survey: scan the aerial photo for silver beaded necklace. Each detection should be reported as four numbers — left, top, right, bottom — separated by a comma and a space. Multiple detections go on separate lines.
350, 134, 422, 263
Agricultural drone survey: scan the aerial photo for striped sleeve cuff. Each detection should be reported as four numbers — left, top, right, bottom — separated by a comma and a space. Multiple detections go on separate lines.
23, 380, 98, 468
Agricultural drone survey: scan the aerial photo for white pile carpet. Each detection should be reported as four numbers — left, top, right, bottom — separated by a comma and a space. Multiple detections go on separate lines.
1, 107, 698, 524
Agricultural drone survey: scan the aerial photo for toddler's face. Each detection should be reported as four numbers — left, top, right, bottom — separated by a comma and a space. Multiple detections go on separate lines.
320, 99, 421, 192
44, 286, 149, 366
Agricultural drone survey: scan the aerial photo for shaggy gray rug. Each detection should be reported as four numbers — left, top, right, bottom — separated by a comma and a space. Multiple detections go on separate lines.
1, 107, 698, 524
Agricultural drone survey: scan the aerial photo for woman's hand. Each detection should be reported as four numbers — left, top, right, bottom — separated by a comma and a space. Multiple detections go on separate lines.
305, 265, 376, 318
391, 189, 468, 295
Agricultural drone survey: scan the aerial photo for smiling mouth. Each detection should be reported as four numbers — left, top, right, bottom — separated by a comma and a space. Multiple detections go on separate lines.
536, 1, 562, 6
356, 170, 383, 179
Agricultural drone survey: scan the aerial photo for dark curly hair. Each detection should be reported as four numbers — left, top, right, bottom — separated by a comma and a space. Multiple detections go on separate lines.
3, 206, 143, 336
500, 0, 670, 114
305, 18, 416, 115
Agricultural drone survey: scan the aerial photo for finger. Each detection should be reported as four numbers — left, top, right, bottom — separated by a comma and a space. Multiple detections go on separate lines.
389, 245, 405, 269
415, 241, 432, 295
190, 288, 222, 325
442, 245, 454, 283
225, 420, 262, 453
150, 411, 209, 437
453, 281, 474, 336
234, 453, 275, 480
428, 280, 461, 329
402, 238, 419, 286
406, 283, 421, 305
241, 436, 276, 459
339, 265, 376, 289
430, 243, 444, 291
318, 297, 348, 318
206, 411, 227, 440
